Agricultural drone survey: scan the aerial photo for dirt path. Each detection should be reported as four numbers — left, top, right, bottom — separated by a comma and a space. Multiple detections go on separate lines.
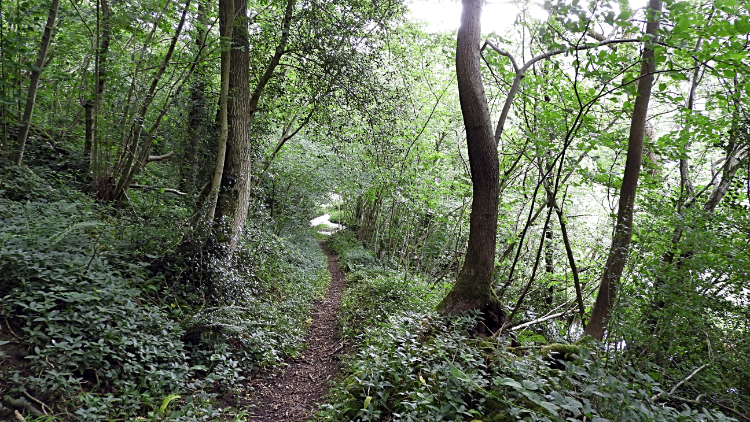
247, 242, 345, 421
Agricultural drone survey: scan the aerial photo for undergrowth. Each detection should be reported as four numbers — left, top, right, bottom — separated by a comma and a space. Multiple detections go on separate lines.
317, 231, 736, 422
0, 162, 328, 420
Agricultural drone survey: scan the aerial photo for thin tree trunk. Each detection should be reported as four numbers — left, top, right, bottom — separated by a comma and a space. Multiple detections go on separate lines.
203, 0, 234, 225
437, 0, 503, 331
213, 0, 252, 253
14, 0, 60, 165
584, 0, 662, 340
91, 0, 111, 179
181, 0, 209, 193
83, 101, 93, 156
555, 207, 586, 325
110, 0, 191, 202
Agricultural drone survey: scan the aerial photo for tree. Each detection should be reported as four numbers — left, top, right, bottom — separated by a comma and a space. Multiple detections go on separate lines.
211, 0, 296, 255
584, 0, 663, 341
436, 0, 504, 329
13, 0, 59, 165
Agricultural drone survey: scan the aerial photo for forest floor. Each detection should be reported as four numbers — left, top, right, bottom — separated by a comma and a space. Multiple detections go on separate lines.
246, 242, 345, 421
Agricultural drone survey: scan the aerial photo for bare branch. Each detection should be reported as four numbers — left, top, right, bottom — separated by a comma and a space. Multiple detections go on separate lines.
147, 151, 175, 162
651, 363, 710, 401
130, 184, 187, 196
510, 310, 574, 332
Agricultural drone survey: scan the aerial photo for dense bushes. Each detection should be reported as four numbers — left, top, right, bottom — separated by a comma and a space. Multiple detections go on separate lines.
320, 309, 736, 422
317, 231, 736, 422
0, 164, 329, 420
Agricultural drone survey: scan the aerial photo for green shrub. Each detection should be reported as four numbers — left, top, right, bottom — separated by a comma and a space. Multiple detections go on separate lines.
327, 231, 377, 272
0, 197, 328, 420
339, 272, 445, 340
181, 220, 329, 367
319, 311, 736, 422
0, 200, 197, 419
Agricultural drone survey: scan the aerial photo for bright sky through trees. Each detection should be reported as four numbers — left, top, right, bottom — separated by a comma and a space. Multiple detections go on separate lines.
407, 0, 650, 33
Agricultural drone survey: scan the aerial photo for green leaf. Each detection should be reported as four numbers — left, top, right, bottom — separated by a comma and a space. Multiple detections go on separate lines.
363, 396, 372, 409
522, 380, 539, 390
498, 377, 524, 390
160, 394, 181, 413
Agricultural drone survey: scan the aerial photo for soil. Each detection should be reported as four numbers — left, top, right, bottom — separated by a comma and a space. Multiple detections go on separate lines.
247, 242, 345, 421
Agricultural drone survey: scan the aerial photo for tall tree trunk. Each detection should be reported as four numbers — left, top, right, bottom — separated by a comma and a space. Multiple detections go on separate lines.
203, 0, 233, 226
437, 0, 503, 331
213, 0, 252, 253
213, 0, 296, 255
13, 0, 60, 165
90, 0, 111, 179
583, 0, 662, 340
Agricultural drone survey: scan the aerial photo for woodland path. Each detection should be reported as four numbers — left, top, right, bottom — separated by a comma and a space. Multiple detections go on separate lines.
247, 242, 345, 421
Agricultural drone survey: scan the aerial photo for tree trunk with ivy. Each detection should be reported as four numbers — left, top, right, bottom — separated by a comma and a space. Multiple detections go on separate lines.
213, 0, 296, 256
437, 0, 504, 332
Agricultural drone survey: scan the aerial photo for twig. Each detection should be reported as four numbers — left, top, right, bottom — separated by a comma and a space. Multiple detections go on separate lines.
23, 391, 49, 415
651, 363, 709, 401
130, 184, 186, 196
147, 151, 175, 162
510, 310, 574, 332
331, 342, 345, 355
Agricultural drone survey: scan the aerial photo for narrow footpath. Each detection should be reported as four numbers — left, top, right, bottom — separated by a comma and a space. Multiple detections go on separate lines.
248, 242, 345, 421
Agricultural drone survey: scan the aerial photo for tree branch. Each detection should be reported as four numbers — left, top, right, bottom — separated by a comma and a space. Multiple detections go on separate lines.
130, 184, 187, 196
482, 37, 640, 143
651, 363, 710, 401
147, 151, 175, 162
510, 310, 574, 332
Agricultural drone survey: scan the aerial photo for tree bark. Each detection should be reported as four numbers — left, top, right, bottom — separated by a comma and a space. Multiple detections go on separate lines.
437, 0, 503, 330
584, 0, 662, 340
213, 0, 253, 253
83, 101, 93, 156
90, 0, 110, 181
213, 0, 296, 255
14, 0, 60, 165
203, 0, 233, 226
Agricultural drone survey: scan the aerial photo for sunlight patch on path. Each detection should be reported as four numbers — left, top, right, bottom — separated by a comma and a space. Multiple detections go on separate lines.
310, 214, 345, 236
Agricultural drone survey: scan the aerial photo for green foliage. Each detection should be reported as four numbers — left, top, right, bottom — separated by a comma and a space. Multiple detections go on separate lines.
319, 311, 736, 422
0, 199, 198, 420
0, 167, 330, 419
327, 230, 379, 272
182, 223, 329, 367
0, 157, 69, 201
338, 268, 445, 341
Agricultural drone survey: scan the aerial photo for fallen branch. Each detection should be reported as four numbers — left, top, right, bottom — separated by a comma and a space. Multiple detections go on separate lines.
510, 310, 574, 332
22, 392, 49, 415
2, 395, 44, 417
147, 151, 175, 162
130, 184, 186, 196
655, 393, 705, 405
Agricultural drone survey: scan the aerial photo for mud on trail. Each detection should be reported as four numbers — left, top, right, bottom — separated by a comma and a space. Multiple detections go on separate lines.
247, 242, 345, 421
